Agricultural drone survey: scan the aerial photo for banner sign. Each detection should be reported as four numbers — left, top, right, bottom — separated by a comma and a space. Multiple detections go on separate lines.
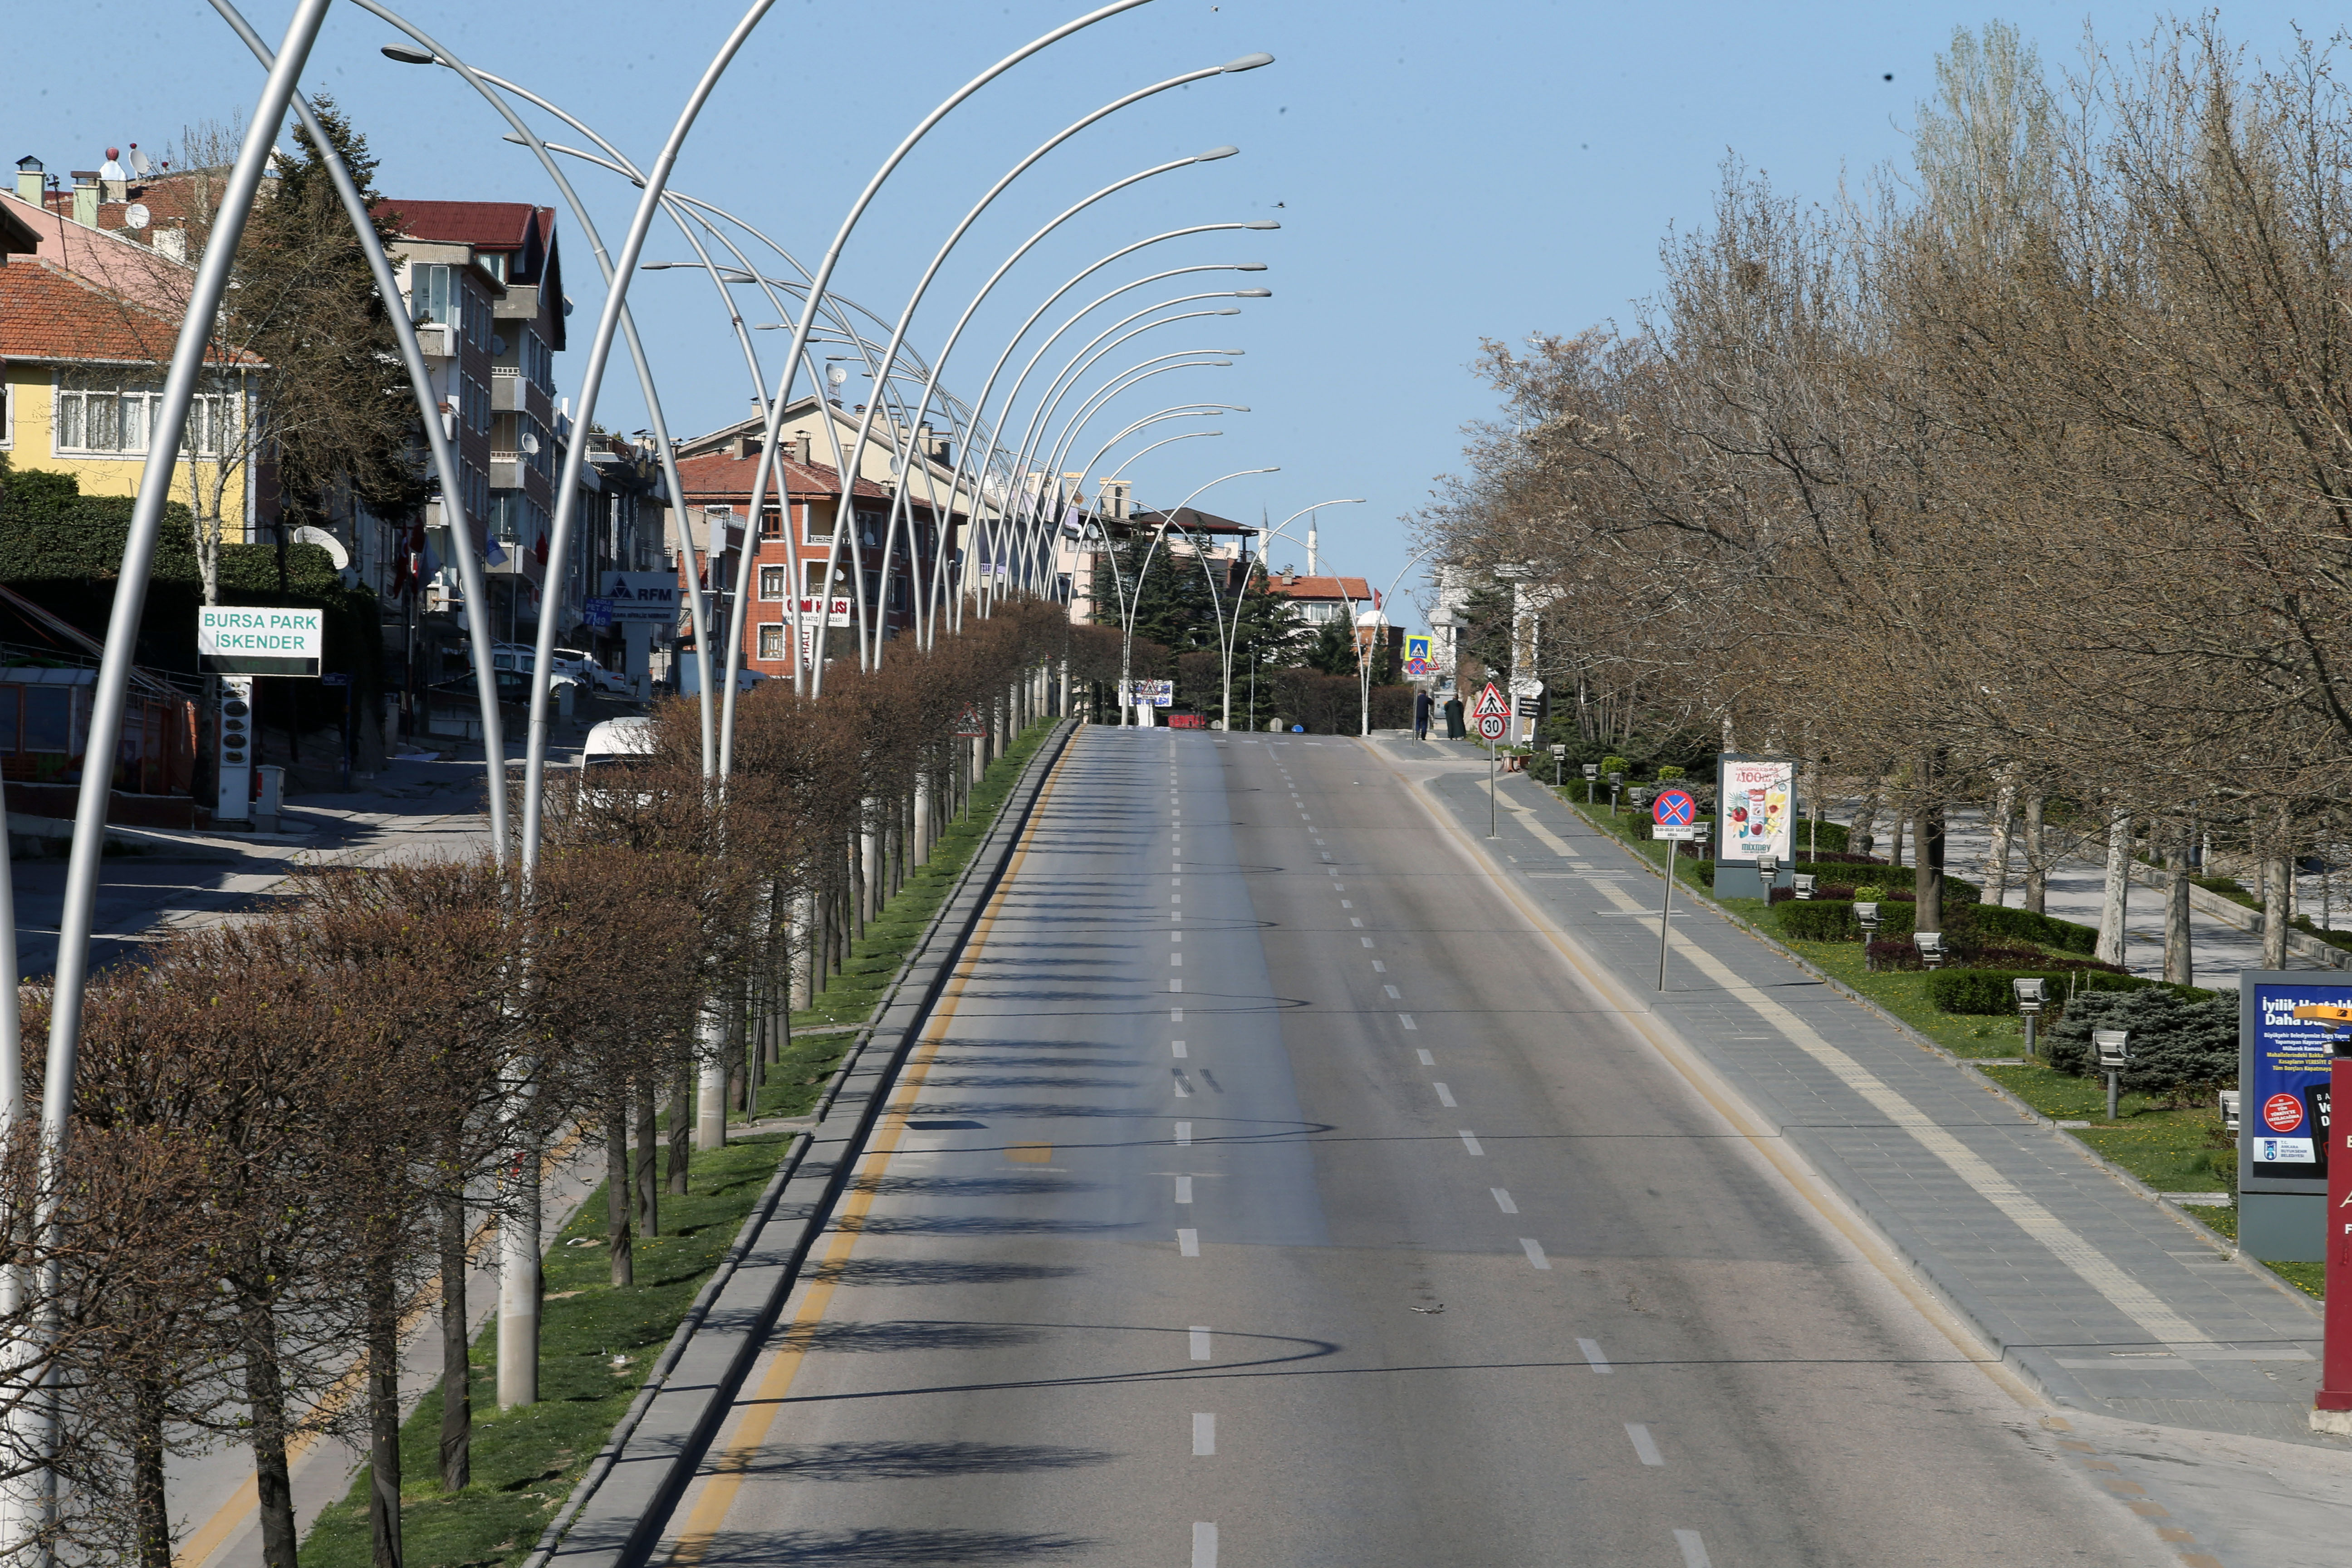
1718, 755, 1794, 861
2242, 980, 2350, 1186
603, 572, 681, 624
199, 607, 321, 676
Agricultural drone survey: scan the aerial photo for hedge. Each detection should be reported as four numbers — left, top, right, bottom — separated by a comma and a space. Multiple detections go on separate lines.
1925, 967, 2178, 1015
0, 466, 382, 725
1967, 903, 2099, 955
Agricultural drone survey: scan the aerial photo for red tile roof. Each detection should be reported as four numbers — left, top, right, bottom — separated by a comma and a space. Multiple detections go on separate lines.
375, 199, 542, 249
674, 446, 903, 507
1265, 573, 1372, 602
0, 256, 259, 365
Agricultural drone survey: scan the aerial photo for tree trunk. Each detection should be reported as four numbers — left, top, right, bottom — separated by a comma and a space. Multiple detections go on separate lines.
132, 1370, 170, 1568
1913, 764, 1945, 940
1848, 783, 1879, 860
368, 1251, 404, 1568
668, 1069, 692, 1196
606, 1099, 633, 1288
2023, 794, 2048, 915
2096, 810, 2132, 968
436, 1198, 470, 1491
1890, 816, 1907, 869
2264, 840, 2292, 970
1982, 771, 2017, 906
2165, 832, 2194, 985
634, 1078, 660, 1239
241, 1298, 300, 1568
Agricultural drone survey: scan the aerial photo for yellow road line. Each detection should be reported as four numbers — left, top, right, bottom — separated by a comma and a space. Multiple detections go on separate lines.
1367, 740, 2045, 1411
663, 731, 1079, 1566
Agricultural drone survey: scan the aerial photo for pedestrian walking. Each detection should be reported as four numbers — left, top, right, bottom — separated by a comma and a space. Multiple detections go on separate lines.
1413, 689, 1432, 740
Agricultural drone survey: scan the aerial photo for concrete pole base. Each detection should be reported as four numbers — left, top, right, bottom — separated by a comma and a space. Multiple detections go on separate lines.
696, 1056, 728, 1149
496, 1202, 539, 1407
2311, 1407, 2352, 1437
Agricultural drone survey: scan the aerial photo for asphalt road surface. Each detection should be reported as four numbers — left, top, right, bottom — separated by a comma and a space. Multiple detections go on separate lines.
662, 727, 2178, 1567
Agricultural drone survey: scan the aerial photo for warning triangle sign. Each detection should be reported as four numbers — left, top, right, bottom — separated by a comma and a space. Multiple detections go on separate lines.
1471, 681, 1509, 720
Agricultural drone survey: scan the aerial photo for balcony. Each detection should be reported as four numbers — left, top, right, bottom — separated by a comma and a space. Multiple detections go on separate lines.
492, 284, 541, 321
490, 451, 524, 490
412, 322, 454, 359
490, 365, 554, 423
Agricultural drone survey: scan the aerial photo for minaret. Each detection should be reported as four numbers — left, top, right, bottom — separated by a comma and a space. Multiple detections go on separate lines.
1306, 517, 1319, 575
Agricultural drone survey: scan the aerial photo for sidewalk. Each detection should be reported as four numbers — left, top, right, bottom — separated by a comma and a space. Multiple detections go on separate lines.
1382, 737, 2331, 1448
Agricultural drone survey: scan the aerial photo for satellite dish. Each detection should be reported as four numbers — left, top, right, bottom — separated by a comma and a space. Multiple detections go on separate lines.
827, 365, 847, 389
291, 525, 350, 569
127, 145, 154, 177
123, 203, 151, 230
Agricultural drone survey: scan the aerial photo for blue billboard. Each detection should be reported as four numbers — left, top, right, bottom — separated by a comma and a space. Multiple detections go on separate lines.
2243, 980, 2348, 1186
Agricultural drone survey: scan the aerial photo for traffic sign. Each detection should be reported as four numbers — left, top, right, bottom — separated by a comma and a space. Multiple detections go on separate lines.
1653, 787, 1697, 828
1475, 713, 1508, 741
1653, 825, 1699, 841
1514, 696, 1543, 717
1471, 681, 1509, 721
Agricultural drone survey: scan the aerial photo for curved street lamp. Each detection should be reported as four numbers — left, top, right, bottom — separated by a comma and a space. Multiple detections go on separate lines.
1119, 467, 1279, 723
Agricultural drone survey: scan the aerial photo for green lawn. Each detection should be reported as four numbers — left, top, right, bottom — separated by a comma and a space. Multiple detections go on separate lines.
300, 1131, 794, 1568
301, 721, 1062, 1567
787, 721, 1053, 1034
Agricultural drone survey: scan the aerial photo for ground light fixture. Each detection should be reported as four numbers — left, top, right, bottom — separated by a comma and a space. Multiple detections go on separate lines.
2014, 977, 2047, 1058
1583, 761, 1599, 803
1550, 743, 1567, 787
1793, 873, 1816, 900
1916, 929, 1945, 969
2095, 1028, 2132, 1121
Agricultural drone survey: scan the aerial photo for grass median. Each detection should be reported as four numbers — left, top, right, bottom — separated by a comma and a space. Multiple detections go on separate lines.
301, 720, 1059, 1568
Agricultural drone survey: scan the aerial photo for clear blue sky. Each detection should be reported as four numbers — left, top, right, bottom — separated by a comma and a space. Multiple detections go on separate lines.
5, 1, 2324, 627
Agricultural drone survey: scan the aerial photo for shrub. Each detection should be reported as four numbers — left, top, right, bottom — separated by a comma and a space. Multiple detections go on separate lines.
1778, 901, 1858, 941
1656, 764, 1686, 782
1852, 883, 1888, 903
2044, 987, 2237, 1100
1969, 903, 2099, 955
1767, 886, 1796, 904
1867, 938, 1924, 970
1600, 755, 1632, 779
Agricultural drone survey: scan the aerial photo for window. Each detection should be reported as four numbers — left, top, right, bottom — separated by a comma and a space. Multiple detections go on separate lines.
480, 250, 508, 283
760, 507, 783, 541
758, 565, 785, 600
490, 492, 522, 544
804, 503, 834, 546
54, 372, 236, 456
0, 379, 11, 448
758, 624, 785, 661
521, 328, 554, 393
413, 263, 454, 325
23, 687, 69, 752
463, 374, 491, 436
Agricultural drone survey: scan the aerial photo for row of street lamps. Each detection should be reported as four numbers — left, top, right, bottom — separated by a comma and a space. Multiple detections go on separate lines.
3, 3, 1322, 1546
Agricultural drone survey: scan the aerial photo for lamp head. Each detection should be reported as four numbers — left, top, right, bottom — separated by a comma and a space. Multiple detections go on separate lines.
1235, 288, 1272, 298
1194, 145, 1241, 163
1235, 263, 1268, 271
1221, 52, 1276, 72
1245, 220, 1281, 230
1215, 309, 1241, 316
380, 43, 437, 64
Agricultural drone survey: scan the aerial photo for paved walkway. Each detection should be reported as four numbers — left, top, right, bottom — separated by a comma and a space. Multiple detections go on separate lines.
1383, 738, 2328, 1447
1856, 804, 2319, 989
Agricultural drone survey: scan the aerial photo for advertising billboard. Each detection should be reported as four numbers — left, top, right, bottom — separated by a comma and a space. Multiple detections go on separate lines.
1717, 755, 1794, 861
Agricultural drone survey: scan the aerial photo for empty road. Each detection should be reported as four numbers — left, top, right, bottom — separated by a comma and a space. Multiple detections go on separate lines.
657, 726, 2172, 1566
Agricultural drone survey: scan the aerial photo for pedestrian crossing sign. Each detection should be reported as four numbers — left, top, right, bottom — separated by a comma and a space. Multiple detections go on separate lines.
1471, 681, 1509, 721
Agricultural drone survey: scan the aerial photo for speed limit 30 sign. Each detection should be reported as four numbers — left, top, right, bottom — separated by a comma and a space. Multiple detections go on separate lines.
1476, 713, 1508, 741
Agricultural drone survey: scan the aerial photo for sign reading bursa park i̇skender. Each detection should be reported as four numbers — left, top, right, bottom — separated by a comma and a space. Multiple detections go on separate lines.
197, 606, 323, 676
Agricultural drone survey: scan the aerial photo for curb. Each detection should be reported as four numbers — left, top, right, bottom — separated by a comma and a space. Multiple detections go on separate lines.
1536, 784, 2325, 1315
525, 718, 1079, 1568
1462, 767, 2330, 1438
